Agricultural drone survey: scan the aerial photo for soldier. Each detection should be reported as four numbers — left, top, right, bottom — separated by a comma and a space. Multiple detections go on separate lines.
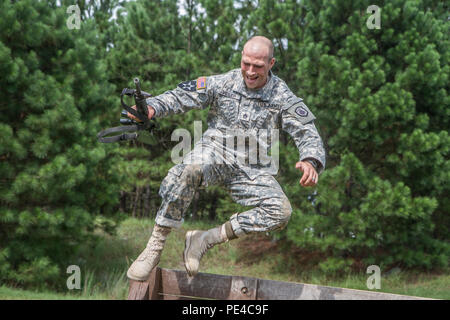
126, 36, 326, 280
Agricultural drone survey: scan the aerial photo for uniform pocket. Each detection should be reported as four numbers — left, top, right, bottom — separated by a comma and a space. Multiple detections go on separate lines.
159, 164, 185, 199
252, 109, 269, 129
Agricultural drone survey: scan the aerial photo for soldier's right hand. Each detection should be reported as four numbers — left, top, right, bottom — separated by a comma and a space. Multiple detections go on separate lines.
127, 105, 155, 122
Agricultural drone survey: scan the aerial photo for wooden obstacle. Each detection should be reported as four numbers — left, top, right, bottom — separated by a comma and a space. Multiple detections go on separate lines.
128, 267, 431, 300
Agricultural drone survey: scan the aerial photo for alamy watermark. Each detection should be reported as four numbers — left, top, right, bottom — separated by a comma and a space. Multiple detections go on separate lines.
66, 5, 81, 30
66, 265, 81, 290
366, 5, 381, 29
170, 121, 280, 174
366, 265, 381, 289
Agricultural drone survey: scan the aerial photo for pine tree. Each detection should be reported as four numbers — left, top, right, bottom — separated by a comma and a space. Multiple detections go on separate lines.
276, 0, 449, 272
0, 0, 123, 288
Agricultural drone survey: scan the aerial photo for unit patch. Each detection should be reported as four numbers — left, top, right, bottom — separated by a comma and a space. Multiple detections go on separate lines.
286, 100, 316, 124
295, 105, 308, 117
178, 80, 197, 92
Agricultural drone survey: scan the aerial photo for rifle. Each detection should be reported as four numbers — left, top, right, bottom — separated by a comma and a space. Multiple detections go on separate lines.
97, 78, 156, 144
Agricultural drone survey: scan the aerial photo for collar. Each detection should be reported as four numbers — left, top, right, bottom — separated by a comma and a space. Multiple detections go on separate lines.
232, 69, 276, 101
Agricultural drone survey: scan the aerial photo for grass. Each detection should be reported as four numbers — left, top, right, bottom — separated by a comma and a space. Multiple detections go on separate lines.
1, 217, 448, 300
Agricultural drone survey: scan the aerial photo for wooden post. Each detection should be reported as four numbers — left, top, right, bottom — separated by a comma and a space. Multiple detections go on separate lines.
148, 267, 162, 300
127, 267, 161, 300
127, 280, 149, 300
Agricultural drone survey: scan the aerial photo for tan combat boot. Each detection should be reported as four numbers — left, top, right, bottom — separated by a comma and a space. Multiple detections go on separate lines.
127, 224, 171, 281
183, 221, 237, 277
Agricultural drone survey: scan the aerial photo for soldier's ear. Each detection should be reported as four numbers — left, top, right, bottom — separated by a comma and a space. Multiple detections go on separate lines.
269, 58, 276, 69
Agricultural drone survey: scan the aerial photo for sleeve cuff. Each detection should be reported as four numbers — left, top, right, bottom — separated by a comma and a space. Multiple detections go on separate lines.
301, 157, 325, 174
146, 97, 162, 118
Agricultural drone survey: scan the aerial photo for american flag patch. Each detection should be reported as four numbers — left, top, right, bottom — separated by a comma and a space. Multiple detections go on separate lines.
196, 77, 206, 90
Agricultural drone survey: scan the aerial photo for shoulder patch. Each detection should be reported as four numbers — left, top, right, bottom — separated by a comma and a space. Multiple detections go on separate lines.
294, 105, 309, 117
196, 77, 206, 90
178, 80, 197, 92
177, 77, 207, 91
286, 100, 316, 124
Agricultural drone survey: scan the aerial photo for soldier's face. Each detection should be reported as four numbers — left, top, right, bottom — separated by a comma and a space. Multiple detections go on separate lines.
241, 50, 275, 89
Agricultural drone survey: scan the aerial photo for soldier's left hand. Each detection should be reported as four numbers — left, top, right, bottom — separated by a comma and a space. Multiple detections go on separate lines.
295, 161, 318, 187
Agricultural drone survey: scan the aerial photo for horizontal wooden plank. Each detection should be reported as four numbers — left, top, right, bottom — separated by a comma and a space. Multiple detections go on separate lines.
130, 268, 432, 300
160, 269, 232, 300
256, 278, 304, 300
256, 278, 430, 300
160, 293, 204, 300
228, 276, 258, 300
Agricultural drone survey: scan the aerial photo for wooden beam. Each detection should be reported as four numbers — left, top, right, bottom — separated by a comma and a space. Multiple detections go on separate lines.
256, 278, 429, 300
128, 268, 432, 300
160, 268, 232, 299
227, 276, 258, 300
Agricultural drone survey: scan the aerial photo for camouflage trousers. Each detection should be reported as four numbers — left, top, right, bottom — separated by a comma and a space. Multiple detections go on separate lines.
155, 147, 292, 236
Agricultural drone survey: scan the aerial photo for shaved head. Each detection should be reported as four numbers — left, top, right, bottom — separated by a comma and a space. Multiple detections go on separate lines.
243, 36, 274, 62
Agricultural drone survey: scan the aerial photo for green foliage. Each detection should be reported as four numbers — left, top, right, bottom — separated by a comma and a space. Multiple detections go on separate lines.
286, 153, 449, 273
277, 0, 449, 273
0, 0, 124, 289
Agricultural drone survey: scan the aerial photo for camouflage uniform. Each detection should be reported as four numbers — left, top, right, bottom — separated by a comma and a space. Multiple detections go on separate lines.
146, 68, 326, 236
